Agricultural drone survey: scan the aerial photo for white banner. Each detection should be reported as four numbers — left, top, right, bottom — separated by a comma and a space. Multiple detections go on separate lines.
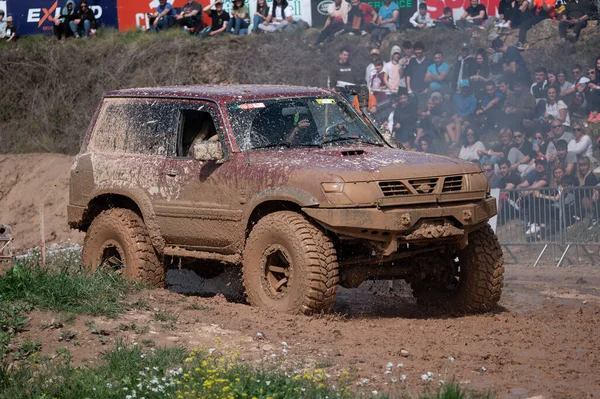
490, 188, 499, 234
240, 0, 312, 27
0, 1, 6, 14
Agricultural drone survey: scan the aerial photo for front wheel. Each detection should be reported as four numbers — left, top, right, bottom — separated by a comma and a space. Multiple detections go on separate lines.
412, 224, 504, 313
242, 211, 339, 315
82, 208, 165, 287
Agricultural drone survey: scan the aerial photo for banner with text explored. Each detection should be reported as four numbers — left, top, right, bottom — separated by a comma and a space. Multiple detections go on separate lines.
6, 0, 118, 36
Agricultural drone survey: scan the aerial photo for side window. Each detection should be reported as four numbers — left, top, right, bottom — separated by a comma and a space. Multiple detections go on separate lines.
89, 98, 177, 156
179, 110, 218, 158
174, 102, 223, 158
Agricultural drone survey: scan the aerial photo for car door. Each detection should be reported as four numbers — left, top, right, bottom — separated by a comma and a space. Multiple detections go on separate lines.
153, 100, 242, 252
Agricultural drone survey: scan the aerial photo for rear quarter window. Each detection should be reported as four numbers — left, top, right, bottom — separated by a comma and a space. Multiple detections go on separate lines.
88, 98, 178, 156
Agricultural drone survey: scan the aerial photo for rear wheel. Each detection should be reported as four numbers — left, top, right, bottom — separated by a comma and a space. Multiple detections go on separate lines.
412, 224, 504, 312
82, 208, 165, 287
242, 211, 339, 315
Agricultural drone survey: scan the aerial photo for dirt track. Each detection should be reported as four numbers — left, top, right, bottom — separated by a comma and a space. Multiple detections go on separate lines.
2, 154, 600, 398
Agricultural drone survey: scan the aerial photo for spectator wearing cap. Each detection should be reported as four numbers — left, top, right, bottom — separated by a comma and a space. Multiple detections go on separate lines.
384, 45, 402, 94
456, 0, 487, 30
371, 0, 399, 46
344, 0, 376, 35
71, 1, 97, 38
491, 39, 531, 87
176, 0, 203, 32
4, 15, 16, 42
425, 50, 450, 95
365, 48, 381, 86
458, 128, 486, 163
515, 0, 556, 51
201, 0, 230, 37
452, 44, 477, 93
405, 42, 431, 102
447, 79, 476, 146
548, 138, 577, 176
434, 7, 455, 29
148, 0, 177, 32
315, 0, 349, 45
409, 3, 435, 29
558, 0, 593, 42
258, 0, 292, 33
0, 11, 6, 39
502, 79, 535, 131
228, 0, 250, 35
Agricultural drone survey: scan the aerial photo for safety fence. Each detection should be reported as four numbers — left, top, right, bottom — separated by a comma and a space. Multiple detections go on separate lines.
494, 187, 600, 267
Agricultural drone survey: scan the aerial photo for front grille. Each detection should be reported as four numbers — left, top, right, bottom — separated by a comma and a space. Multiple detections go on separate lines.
442, 175, 463, 192
379, 181, 410, 197
378, 175, 464, 198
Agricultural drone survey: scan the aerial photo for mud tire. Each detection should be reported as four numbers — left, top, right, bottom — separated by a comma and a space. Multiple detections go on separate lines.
242, 211, 339, 315
82, 208, 165, 287
412, 224, 504, 313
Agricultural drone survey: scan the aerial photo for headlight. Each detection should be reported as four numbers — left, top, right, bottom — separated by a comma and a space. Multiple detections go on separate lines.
321, 182, 353, 205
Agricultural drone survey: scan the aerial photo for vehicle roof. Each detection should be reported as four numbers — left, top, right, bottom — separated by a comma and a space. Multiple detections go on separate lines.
104, 85, 335, 102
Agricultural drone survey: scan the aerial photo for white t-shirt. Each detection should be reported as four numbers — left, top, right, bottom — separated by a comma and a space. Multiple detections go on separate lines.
568, 135, 594, 159
546, 100, 570, 127
274, 5, 292, 22
459, 141, 486, 162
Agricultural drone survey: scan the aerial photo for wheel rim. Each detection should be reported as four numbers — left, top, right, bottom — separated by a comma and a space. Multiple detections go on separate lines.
97, 239, 125, 274
261, 245, 292, 299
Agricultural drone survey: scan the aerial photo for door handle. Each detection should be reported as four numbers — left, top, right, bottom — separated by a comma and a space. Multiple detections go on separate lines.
165, 169, 178, 177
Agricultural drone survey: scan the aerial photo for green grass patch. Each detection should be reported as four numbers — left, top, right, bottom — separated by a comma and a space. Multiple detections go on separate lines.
0, 258, 139, 318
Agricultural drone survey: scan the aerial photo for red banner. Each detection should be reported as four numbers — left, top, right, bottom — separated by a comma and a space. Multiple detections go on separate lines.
427, 0, 500, 19
116, 0, 210, 31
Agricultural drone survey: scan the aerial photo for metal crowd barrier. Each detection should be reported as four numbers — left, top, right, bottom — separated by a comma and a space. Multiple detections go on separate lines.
494, 187, 600, 267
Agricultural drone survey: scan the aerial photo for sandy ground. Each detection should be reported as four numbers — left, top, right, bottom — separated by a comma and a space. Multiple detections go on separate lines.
2, 154, 600, 398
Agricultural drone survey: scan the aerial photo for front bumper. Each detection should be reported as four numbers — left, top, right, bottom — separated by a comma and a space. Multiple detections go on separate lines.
303, 197, 496, 241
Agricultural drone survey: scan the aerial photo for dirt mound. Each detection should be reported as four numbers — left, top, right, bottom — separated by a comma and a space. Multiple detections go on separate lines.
0, 153, 84, 251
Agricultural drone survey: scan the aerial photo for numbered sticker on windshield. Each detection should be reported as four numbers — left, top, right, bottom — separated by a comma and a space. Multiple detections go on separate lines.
236, 103, 266, 110
316, 99, 336, 105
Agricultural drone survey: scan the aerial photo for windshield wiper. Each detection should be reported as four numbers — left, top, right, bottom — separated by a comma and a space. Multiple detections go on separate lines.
251, 142, 291, 150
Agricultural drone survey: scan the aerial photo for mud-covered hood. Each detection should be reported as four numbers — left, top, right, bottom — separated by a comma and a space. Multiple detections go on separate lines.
245, 146, 481, 183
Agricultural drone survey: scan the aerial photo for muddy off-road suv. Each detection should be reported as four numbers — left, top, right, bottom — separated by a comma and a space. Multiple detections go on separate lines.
69, 85, 504, 314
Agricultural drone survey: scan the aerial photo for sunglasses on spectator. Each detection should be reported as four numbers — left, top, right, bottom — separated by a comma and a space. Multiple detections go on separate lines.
573, 70, 581, 75
513, 134, 523, 138
552, 124, 562, 129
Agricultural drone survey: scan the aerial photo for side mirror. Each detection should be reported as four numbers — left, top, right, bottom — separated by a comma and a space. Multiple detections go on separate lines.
191, 141, 224, 162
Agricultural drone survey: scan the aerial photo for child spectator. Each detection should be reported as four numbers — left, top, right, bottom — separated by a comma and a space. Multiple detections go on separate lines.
558, 0, 593, 43
54, 0, 76, 40
228, 0, 250, 35
447, 80, 476, 146
434, 7, 455, 29
148, 0, 176, 32
176, 0, 203, 32
3, 16, 16, 42
201, 0, 230, 37
370, 59, 389, 102
258, 0, 292, 32
458, 129, 486, 162
425, 50, 450, 94
251, 0, 269, 33
456, 0, 487, 30
71, 1, 97, 38
315, 0, 348, 45
0, 11, 6, 39
410, 3, 435, 29
384, 46, 402, 94
371, 0, 399, 46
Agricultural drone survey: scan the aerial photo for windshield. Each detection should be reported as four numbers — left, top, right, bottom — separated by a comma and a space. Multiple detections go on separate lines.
226, 96, 385, 151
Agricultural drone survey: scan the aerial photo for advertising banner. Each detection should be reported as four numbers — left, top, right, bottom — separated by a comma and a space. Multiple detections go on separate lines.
426, 0, 499, 20
311, 0, 416, 29
6, 0, 118, 36
115, 0, 192, 32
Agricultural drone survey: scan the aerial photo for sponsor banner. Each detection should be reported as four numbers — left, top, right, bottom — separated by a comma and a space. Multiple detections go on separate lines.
311, 0, 416, 29
116, 0, 205, 31
6, 0, 118, 36
247, 0, 312, 26
426, 0, 500, 20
